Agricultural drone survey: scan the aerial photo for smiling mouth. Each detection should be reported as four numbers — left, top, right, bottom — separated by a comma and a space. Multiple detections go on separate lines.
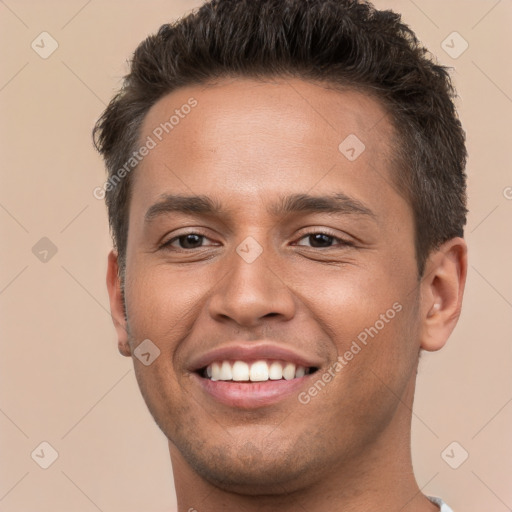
198, 359, 319, 382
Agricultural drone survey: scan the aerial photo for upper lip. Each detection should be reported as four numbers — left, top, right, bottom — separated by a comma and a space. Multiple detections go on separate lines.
188, 341, 324, 372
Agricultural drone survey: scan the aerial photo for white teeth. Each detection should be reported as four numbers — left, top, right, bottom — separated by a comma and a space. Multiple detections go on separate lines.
220, 361, 233, 380
268, 361, 283, 380
250, 360, 269, 382
210, 362, 221, 381
232, 361, 250, 381
283, 362, 296, 380
205, 360, 310, 382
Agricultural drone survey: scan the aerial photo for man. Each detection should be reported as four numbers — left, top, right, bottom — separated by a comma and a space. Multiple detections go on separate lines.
93, 0, 467, 510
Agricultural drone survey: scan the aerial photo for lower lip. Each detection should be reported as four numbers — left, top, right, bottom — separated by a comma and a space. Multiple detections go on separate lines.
193, 373, 311, 409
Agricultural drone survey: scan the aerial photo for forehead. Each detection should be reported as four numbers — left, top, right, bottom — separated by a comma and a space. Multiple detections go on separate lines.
133, 77, 405, 221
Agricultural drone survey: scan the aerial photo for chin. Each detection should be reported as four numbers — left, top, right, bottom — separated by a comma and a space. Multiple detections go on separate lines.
170, 427, 331, 495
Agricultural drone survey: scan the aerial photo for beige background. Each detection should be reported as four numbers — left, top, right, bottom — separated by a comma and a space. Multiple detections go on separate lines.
0, 0, 511, 510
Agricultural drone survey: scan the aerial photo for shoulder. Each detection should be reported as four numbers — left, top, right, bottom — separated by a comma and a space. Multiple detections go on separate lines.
427, 495, 454, 512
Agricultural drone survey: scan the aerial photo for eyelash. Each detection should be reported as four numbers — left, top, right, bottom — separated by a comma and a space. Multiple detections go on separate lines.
160, 230, 354, 250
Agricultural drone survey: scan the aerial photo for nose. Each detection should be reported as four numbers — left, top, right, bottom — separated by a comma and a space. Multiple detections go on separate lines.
207, 243, 296, 328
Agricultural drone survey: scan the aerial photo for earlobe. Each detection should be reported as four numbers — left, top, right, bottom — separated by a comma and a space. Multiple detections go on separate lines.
106, 250, 131, 357
419, 237, 467, 352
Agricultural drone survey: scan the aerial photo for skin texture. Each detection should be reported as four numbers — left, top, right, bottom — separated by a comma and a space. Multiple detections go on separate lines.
106, 78, 467, 512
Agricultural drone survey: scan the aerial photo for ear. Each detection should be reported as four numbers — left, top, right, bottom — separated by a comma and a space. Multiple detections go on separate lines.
106, 250, 131, 357
419, 237, 468, 352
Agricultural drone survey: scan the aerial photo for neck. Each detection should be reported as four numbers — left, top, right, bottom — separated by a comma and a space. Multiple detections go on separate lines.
169, 374, 439, 512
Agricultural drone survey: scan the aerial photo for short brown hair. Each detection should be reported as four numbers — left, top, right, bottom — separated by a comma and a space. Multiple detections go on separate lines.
93, 0, 467, 277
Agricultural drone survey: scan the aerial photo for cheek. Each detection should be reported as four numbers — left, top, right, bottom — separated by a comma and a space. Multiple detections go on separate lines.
123, 263, 206, 428
124, 261, 212, 343
291, 260, 406, 334
299, 262, 420, 391
330, 291, 420, 421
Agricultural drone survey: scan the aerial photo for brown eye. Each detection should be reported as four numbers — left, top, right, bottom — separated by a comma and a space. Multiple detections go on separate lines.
162, 233, 214, 250
176, 234, 204, 249
295, 231, 353, 248
306, 233, 335, 247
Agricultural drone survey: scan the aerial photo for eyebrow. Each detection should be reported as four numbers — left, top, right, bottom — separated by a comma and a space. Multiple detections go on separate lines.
145, 194, 225, 223
269, 192, 376, 219
144, 192, 376, 223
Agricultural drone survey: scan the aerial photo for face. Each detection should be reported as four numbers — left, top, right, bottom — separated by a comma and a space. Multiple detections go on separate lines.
112, 78, 425, 492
